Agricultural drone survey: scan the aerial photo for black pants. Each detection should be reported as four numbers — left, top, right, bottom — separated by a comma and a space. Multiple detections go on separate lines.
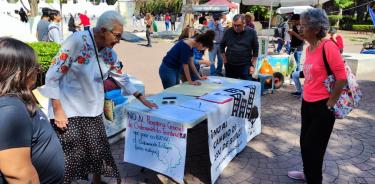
146, 29, 151, 46
224, 63, 252, 80
301, 99, 335, 184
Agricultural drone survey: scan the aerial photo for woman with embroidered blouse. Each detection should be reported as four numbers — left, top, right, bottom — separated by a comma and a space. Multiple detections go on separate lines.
40, 11, 157, 184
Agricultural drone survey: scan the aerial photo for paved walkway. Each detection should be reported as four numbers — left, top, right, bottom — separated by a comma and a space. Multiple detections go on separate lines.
86, 79, 374, 184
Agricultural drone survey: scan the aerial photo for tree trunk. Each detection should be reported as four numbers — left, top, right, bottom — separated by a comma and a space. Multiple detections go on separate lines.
28, 0, 38, 17
182, 0, 194, 30
336, 8, 342, 27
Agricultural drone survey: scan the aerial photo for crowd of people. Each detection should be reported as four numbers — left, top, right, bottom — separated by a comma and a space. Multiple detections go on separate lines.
35, 8, 92, 44
0, 8, 348, 184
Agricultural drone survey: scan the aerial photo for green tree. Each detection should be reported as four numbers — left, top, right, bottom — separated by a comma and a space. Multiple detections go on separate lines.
334, 0, 354, 26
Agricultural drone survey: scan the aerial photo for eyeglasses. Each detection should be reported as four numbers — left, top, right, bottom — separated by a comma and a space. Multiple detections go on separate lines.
109, 30, 122, 41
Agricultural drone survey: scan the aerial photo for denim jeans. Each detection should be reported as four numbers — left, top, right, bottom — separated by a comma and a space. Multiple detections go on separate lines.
292, 70, 303, 93
294, 50, 302, 72
208, 44, 223, 75
165, 21, 170, 31
159, 64, 180, 89
276, 38, 284, 53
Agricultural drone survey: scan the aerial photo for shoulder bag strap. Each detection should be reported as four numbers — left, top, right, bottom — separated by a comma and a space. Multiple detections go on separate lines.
88, 30, 106, 90
322, 41, 333, 76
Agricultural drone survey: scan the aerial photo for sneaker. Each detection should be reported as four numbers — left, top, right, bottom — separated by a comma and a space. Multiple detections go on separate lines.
287, 171, 305, 181
291, 92, 301, 96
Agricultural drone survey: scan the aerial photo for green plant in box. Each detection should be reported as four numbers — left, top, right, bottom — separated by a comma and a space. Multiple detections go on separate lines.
28, 42, 60, 86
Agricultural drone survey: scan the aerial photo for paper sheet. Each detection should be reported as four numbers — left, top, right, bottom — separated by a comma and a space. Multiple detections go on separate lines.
163, 82, 223, 97
149, 105, 206, 124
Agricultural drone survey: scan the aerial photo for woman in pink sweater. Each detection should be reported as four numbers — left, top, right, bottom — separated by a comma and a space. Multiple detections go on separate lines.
287, 8, 347, 184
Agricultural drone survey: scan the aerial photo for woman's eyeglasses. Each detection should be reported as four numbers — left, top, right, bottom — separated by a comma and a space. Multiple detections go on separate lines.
109, 30, 122, 41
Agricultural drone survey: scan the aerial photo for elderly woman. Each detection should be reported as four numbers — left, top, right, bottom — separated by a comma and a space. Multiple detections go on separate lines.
287, 8, 347, 183
41, 11, 156, 184
0, 37, 64, 183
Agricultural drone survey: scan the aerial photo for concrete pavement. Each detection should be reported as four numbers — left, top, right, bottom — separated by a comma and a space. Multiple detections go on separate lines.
75, 32, 374, 183
99, 80, 374, 184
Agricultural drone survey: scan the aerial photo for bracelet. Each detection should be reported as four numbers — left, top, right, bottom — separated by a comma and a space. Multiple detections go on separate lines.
135, 93, 142, 99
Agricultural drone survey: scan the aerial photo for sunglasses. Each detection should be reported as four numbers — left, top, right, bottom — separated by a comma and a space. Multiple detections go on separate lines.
162, 97, 176, 104
162, 100, 175, 104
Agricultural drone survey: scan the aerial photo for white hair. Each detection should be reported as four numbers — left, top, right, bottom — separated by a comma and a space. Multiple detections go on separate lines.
95, 11, 124, 31
301, 8, 330, 39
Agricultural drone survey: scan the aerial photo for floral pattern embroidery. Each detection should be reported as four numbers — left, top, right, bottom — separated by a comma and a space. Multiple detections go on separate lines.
60, 53, 69, 61
77, 56, 86, 64
54, 32, 123, 74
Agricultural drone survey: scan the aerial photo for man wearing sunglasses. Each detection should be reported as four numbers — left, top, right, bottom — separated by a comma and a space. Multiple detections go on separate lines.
220, 14, 259, 80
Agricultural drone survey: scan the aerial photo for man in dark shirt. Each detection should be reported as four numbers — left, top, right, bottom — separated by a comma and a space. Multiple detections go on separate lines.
220, 14, 259, 80
288, 14, 304, 72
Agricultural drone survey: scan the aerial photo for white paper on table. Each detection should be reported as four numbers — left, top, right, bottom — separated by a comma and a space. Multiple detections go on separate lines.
150, 105, 205, 125
207, 77, 223, 84
178, 99, 220, 113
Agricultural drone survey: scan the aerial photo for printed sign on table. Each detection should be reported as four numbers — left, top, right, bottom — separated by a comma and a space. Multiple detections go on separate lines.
208, 83, 262, 184
124, 110, 188, 183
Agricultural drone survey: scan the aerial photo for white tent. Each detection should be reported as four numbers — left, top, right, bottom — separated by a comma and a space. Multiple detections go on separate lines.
276, 6, 313, 14
231, 0, 329, 6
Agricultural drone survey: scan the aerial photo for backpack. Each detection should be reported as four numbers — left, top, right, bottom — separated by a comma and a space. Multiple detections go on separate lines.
274, 22, 285, 38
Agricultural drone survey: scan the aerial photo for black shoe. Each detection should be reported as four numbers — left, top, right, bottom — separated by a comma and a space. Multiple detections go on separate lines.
146, 44, 152, 47
291, 92, 301, 96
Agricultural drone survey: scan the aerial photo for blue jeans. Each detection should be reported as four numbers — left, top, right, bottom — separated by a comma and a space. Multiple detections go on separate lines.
165, 21, 170, 31
277, 38, 284, 53
277, 39, 291, 53
292, 70, 303, 93
294, 50, 302, 72
159, 64, 180, 89
208, 44, 223, 75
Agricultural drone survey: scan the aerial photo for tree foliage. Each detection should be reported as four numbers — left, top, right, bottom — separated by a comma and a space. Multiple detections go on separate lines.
334, 0, 354, 9
136, 0, 183, 14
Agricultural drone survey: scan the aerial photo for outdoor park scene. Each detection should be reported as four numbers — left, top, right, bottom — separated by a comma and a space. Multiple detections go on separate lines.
0, 0, 374, 183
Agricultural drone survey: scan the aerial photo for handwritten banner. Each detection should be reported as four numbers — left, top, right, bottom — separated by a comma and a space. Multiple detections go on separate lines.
124, 110, 188, 183
208, 84, 262, 184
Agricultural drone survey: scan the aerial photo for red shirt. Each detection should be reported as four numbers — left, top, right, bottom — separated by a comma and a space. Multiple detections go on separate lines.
330, 35, 344, 49
79, 14, 91, 27
303, 40, 347, 102
165, 15, 171, 21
